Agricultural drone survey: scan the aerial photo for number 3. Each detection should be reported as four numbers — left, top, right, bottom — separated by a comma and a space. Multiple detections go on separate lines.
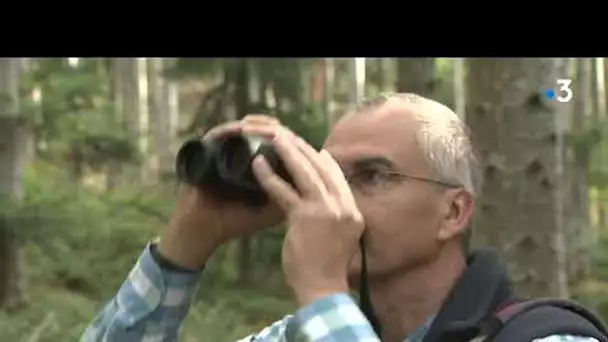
556, 79, 573, 103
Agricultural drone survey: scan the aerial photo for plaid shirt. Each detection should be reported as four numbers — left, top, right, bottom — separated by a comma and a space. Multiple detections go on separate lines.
81, 244, 600, 342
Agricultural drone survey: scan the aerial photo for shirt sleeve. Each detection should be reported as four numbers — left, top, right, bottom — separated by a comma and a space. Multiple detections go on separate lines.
237, 293, 381, 341
80, 243, 201, 342
291, 293, 380, 341
533, 336, 600, 342
80, 241, 380, 342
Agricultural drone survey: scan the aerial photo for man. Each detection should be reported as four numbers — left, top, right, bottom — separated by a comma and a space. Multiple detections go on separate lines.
81, 93, 604, 342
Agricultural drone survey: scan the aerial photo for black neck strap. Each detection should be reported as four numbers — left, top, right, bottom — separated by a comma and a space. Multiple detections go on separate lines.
359, 236, 382, 337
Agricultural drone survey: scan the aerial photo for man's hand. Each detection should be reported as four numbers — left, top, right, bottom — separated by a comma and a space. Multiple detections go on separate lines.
252, 128, 365, 305
158, 115, 284, 271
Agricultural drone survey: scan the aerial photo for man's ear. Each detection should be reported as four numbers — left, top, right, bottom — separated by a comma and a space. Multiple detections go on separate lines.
437, 188, 474, 242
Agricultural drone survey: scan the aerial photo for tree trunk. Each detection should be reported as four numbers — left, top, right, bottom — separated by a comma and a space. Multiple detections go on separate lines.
565, 58, 592, 282
233, 59, 254, 285
396, 58, 436, 97
149, 58, 178, 181
453, 58, 466, 120
107, 58, 126, 190
310, 61, 325, 105
111, 58, 126, 126
602, 58, 608, 231
323, 58, 336, 126
466, 58, 570, 298
589, 58, 600, 123
348, 58, 366, 104
122, 58, 150, 184
0, 58, 27, 310
377, 58, 393, 92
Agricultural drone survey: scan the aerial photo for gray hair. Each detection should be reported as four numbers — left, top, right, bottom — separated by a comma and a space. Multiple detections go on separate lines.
352, 93, 482, 198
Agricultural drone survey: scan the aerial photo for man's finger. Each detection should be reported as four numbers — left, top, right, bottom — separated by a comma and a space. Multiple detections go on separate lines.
252, 155, 299, 210
290, 135, 340, 197
272, 130, 327, 198
319, 150, 359, 210
243, 114, 280, 124
203, 121, 243, 140
204, 120, 279, 141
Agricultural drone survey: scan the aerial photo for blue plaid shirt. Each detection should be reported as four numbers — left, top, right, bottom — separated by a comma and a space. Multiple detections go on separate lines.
81, 244, 600, 342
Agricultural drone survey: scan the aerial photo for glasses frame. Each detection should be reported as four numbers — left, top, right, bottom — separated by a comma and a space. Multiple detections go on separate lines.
344, 169, 462, 192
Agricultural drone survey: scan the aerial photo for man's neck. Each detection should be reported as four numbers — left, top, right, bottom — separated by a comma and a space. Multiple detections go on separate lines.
369, 246, 467, 342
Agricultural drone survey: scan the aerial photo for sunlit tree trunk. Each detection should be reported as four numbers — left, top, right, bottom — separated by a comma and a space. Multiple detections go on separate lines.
396, 58, 436, 97
149, 58, 179, 182
466, 58, 570, 298
122, 58, 150, 184
590, 58, 600, 123
165, 67, 180, 172
348, 58, 366, 104
453, 58, 466, 120
0, 58, 28, 310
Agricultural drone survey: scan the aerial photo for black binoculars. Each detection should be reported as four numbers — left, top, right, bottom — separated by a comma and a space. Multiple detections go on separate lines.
175, 135, 292, 206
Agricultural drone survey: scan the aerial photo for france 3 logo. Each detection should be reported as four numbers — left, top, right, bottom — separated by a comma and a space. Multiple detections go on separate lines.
545, 79, 573, 103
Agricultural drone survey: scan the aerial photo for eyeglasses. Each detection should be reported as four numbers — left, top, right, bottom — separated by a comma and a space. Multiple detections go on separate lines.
344, 168, 461, 193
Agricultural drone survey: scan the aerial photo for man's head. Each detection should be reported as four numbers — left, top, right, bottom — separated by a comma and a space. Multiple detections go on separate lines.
322, 93, 481, 280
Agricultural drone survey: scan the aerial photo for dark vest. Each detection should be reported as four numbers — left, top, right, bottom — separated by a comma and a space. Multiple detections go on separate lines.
422, 248, 608, 342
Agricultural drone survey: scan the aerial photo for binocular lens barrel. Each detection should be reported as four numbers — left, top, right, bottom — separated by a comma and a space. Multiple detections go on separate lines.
175, 135, 291, 206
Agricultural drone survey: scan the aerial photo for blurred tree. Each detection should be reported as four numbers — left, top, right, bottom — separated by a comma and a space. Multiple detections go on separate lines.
453, 58, 466, 120
347, 58, 366, 104
466, 58, 570, 298
601, 58, 608, 230
122, 58, 151, 184
365, 58, 395, 95
565, 58, 594, 283
396, 58, 436, 96
590, 58, 600, 123
323, 58, 336, 127
149, 58, 180, 181
234, 59, 254, 285
0, 58, 28, 310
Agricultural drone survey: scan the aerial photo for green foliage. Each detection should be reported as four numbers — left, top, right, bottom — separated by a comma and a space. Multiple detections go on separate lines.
567, 127, 603, 168
276, 105, 329, 149
68, 134, 139, 169
0, 161, 294, 340
591, 234, 608, 280
572, 231, 608, 320
7, 163, 170, 299
166, 58, 223, 80
19, 58, 137, 168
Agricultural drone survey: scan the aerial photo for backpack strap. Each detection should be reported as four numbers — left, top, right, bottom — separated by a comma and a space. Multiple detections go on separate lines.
476, 298, 608, 342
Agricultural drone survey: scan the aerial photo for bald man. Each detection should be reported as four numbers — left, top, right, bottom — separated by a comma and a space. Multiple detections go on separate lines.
81, 94, 606, 342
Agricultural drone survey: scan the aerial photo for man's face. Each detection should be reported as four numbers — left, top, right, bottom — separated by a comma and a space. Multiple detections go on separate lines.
323, 104, 459, 281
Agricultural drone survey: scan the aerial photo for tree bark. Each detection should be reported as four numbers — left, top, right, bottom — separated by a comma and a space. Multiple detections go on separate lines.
466, 58, 570, 298
0, 58, 28, 310
234, 60, 254, 285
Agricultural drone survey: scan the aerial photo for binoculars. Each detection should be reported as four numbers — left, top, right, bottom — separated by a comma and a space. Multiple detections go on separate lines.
175, 135, 292, 206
